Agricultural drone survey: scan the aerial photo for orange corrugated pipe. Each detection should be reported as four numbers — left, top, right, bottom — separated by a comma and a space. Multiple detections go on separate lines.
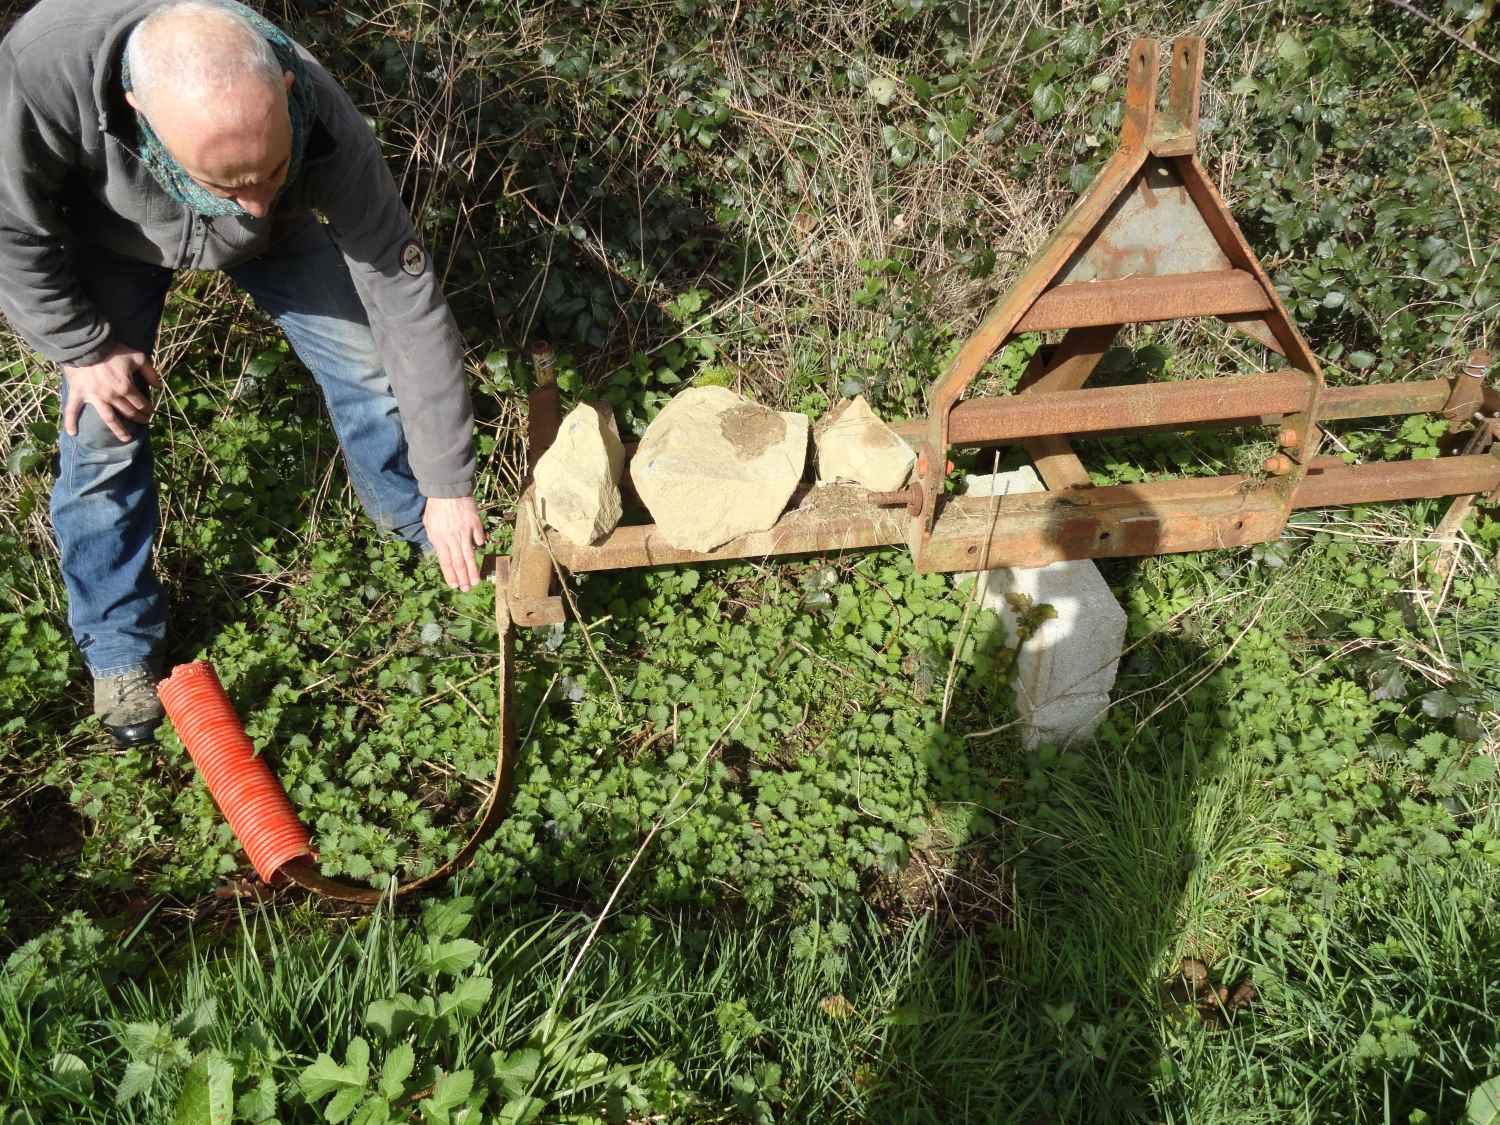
157, 662, 313, 882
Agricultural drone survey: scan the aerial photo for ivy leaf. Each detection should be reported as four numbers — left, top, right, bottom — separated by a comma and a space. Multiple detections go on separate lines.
1275, 32, 1308, 70
1419, 691, 1459, 720
1030, 82, 1063, 124
1455, 710, 1485, 744
247, 349, 281, 379
1367, 656, 1408, 702
1422, 245, 1462, 281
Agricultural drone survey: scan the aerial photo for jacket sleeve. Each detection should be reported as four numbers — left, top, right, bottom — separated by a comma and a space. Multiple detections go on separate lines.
0, 52, 113, 366
306, 74, 475, 500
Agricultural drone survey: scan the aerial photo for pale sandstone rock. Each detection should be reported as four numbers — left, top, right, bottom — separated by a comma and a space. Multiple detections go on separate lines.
534, 403, 625, 545
815, 395, 914, 492
631, 386, 809, 551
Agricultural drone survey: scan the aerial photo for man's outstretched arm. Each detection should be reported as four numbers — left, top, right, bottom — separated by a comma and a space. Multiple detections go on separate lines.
302, 65, 485, 590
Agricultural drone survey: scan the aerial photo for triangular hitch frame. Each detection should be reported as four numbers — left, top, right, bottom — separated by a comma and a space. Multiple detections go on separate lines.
505, 36, 1499, 627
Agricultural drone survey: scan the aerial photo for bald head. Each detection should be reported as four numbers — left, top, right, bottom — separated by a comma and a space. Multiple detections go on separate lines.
125, 2, 295, 217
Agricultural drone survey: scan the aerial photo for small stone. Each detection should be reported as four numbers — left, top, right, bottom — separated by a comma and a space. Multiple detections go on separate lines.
533, 403, 625, 546
815, 395, 914, 492
631, 386, 809, 551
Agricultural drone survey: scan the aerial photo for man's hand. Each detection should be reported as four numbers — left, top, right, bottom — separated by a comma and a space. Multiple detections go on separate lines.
423, 495, 486, 591
62, 344, 161, 443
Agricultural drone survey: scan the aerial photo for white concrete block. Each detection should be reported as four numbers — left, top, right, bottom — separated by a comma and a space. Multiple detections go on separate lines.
960, 467, 1127, 749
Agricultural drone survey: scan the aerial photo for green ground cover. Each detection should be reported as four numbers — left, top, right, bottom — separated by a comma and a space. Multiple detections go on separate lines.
2, 0, 1499, 1120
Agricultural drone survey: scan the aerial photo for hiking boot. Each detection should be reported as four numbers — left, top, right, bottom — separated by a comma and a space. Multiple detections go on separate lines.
94, 670, 164, 747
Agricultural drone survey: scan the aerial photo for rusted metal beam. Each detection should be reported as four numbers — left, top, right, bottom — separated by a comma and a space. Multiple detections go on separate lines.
1015, 270, 1270, 332
1016, 326, 1121, 395
917, 478, 1288, 572
1025, 436, 1095, 489
1315, 379, 1454, 421
916, 456, 1500, 573
1169, 154, 1325, 510
509, 344, 566, 627
507, 492, 565, 627
886, 376, 1470, 448
545, 452, 1500, 582
1293, 454, 1500, 508
549, 487, 908, 573
936, 371, 1310, 445
525, 342, 562, 481
1017, 325, 1119, 490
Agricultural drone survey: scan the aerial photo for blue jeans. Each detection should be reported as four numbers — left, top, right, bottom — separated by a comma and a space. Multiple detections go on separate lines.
51, 216, 431, 678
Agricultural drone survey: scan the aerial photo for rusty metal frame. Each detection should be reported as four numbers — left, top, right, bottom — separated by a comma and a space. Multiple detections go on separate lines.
504, 37, 1499, 629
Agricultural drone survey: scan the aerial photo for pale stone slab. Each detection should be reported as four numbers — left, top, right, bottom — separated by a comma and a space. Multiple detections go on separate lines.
631, 386, 809, 552
961, 467, 1127, 749
815, 396, 915, 492
534, 402, 625, 546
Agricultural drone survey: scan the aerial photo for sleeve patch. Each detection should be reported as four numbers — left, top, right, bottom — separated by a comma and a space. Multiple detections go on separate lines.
399, 239, 427, 276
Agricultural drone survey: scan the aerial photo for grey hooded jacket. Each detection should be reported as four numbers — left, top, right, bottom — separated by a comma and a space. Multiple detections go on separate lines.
0, 0, 475, 497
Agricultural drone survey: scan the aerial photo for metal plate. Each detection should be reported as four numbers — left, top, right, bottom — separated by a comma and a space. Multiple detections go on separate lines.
1057, 157, 1231, 284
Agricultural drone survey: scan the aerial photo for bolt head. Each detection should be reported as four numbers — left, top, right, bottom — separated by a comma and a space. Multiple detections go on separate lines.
1263, 454, 1293, 476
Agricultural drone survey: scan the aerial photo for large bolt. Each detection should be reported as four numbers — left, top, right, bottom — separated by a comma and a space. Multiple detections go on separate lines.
1465, 349, 1493, 381
870, 485, 924, 517
530, 341, 557, 387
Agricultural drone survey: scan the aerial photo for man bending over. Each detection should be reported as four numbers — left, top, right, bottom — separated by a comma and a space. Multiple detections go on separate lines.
0, 0, 485, 744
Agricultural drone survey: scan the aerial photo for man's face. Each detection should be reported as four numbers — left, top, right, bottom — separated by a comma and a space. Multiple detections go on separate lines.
128, 71, 295, 219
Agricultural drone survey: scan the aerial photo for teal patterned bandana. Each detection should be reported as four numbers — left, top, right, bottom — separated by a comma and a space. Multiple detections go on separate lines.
121, 0, 316, 219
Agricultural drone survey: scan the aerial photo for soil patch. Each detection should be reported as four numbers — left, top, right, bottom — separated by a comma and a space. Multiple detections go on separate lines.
719, 402, 787, 458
